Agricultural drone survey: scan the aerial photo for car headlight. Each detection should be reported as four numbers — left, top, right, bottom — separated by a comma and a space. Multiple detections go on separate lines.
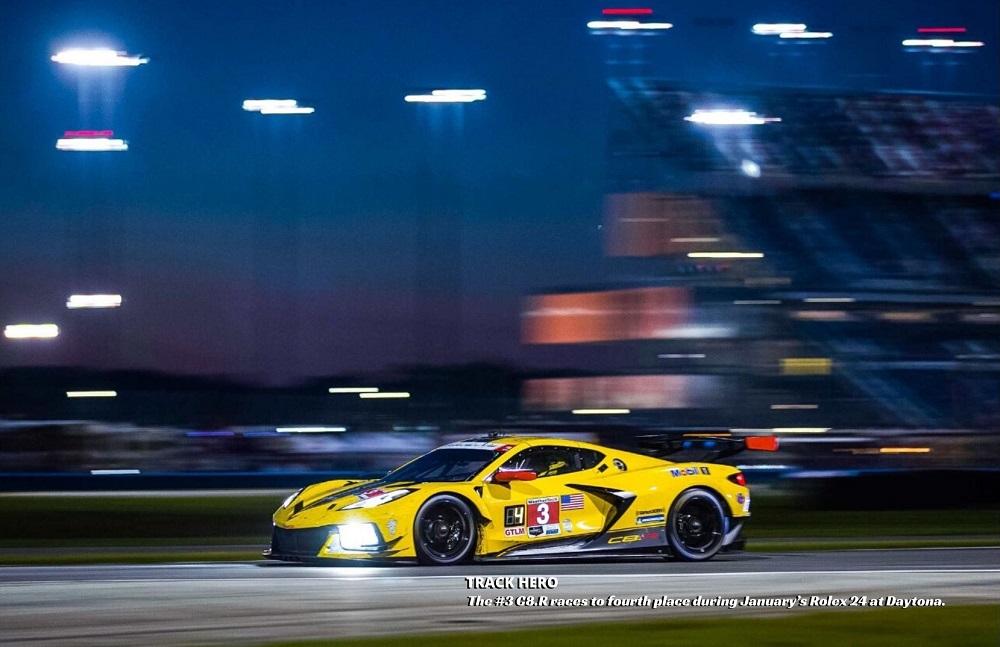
337, 523, 381, 551
281, 488, 304, 509
340, 489, 413, 510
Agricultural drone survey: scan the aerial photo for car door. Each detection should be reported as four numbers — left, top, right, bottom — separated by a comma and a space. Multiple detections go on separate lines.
483, 445, 607, 543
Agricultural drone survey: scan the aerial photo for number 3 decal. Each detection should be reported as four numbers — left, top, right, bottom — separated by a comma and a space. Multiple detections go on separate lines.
527, 499, 560, 526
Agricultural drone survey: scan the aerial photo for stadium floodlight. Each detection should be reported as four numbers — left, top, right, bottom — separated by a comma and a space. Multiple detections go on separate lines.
902, 39, 983, 48
586, 20, 673, 30
684, 109, 780, 125
4, 323, 59, 339
56, 131, 128, 152
358, 392, 411, 399
259, 105, 315, 114
52, 48, 148, 66
741, 159, 762, 177
432, 89, 486, 98
67, 294, 122, 309
752, 23, 807, 35
405, 89, 487, 103
779, 31, 832, 39
243, 99, 297, 111
242, 99, 315, 114
67, 390, 117, 398
329, 387, 379, 393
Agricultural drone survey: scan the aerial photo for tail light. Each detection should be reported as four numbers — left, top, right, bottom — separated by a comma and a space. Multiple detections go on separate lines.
728, 472, 746, 487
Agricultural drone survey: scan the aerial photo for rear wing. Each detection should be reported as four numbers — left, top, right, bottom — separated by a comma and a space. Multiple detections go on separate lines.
636, 434, 779, 461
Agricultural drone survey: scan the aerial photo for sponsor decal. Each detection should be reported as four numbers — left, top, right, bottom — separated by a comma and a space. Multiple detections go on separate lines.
736, 493, 745, 504
504, 505, 526, 528
613, 458, 627, 471
563, 519, 573, 533
608, 530, 662, 545
636, 508, 664, 515
358, 488, 387, 499
528, 525, 543, 537
527, 497, 560, 526
637, 514, 665, 525
700, 466, 711, 475
560, 493, 585, 510
387, 518, 397, 536
670, 467, 699, 478
494, 444, 514, 453
445, 440, 510, 450
543, 524, 561, 536
504, 526, 526, 537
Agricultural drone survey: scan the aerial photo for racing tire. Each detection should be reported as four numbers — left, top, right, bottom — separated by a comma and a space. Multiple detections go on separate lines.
665, 487, 727, 562
413, 494, 477, 566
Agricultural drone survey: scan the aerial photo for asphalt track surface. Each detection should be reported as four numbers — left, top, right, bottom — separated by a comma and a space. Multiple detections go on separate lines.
2, 548, 998, 646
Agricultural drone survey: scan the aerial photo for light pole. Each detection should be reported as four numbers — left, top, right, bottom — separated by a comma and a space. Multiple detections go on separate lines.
243, 98, 315, 383
406, 89, 486, 367
51, 45, 145, 371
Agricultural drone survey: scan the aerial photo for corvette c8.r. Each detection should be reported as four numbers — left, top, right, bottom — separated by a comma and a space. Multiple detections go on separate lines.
265, 433, 777, 565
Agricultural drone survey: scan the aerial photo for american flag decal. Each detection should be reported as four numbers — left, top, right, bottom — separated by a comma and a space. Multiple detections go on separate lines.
560, 493, 584, 510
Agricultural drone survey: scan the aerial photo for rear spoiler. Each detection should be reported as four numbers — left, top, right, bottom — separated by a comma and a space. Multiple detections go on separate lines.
636, 434, 779, 461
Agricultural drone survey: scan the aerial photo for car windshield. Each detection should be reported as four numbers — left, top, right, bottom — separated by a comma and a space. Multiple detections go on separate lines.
386, 448, 499, 483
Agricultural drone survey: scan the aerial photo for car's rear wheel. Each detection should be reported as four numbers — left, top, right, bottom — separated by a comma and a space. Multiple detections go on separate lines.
413, 494, 476, 565
666, 487, 727, 561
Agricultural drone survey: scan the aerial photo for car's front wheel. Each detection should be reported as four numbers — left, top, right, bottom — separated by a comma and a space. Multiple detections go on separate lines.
413, 494, 477, 565
666, 487, 727, 561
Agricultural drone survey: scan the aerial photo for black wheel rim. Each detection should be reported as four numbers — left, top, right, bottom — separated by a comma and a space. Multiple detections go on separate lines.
674, 495, 723, 554
419, 502, 471, 561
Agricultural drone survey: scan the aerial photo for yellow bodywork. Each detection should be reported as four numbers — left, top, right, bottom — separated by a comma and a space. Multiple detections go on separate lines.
268, 435, 752, 563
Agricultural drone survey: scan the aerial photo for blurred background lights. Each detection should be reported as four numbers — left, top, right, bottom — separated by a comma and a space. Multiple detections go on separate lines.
684, 109, 781, 125
601, 8, 653, 15
56, 136, 128, 152
586, 20, 673, 30
688, 251, 764, 259
741, 159, 762, 177
4, 324, 60, 339
328, 387, 379, 393
260, 105, 315, 114
779, 31, 833, 39
66, 390, 117, 398
242, 99, 315, 113
752, 23, 807, 35
902, 39, 984, 48
67, 294, 122, 309
358, 391, 410, 399
404, 89, 487, 103
51, 48, 148, 66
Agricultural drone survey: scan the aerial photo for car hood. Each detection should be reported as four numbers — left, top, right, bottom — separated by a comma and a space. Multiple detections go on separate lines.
275, 477, 422, 526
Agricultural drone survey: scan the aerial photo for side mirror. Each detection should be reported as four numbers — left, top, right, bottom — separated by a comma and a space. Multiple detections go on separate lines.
493, 469, 537, 483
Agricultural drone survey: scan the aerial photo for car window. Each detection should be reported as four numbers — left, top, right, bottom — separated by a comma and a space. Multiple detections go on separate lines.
499, 446, 604, 479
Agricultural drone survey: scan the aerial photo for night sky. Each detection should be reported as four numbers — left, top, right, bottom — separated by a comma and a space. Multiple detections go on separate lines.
1, 1, 997, 383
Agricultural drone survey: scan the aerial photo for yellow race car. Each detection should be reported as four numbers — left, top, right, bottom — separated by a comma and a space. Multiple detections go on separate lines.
264, 433, 777, 565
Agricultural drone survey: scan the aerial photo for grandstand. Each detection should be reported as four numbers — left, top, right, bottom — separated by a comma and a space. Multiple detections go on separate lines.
522, 81, 999, 431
